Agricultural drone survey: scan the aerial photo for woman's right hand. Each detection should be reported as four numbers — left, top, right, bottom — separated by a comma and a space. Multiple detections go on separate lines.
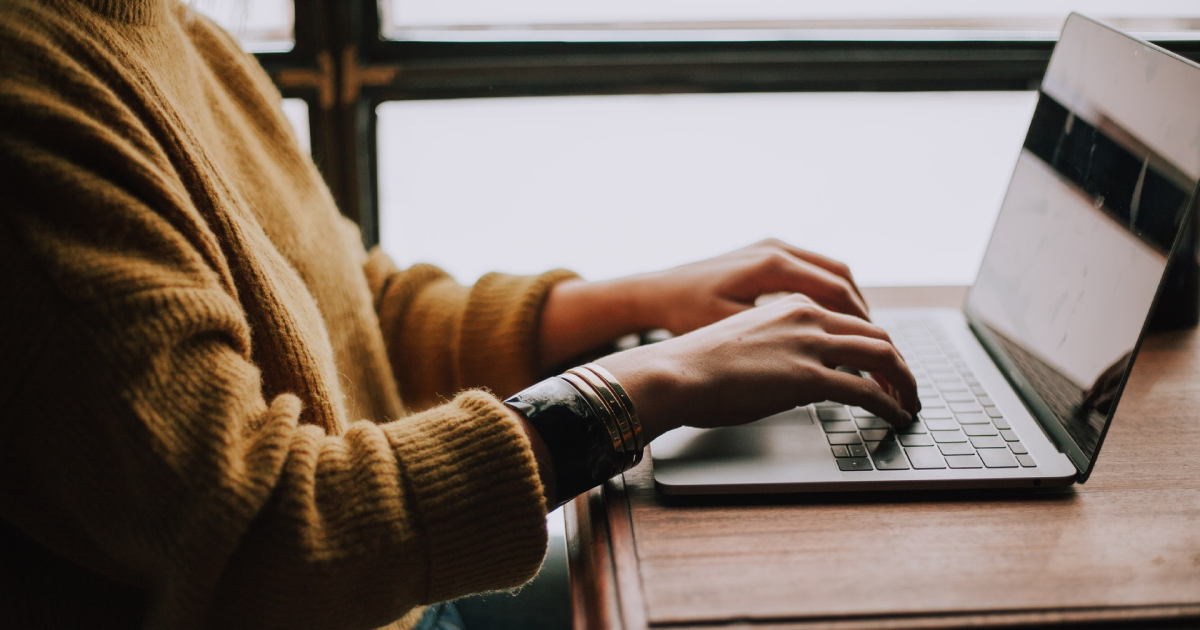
594, 295, 919, 442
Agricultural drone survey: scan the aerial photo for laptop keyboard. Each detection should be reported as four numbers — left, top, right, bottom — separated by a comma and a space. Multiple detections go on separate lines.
818, 319, 1037, 472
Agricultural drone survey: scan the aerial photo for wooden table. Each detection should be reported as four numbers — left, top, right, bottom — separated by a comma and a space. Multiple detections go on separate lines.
565, 286, 1200, 630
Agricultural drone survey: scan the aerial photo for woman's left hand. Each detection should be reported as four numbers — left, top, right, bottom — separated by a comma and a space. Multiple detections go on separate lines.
539, 239, 870, 370
628, 238, 868, 335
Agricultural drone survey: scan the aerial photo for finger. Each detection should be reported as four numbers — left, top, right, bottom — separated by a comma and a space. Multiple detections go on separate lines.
758, 255, 870, 320
818, 335, 919, 415
760, 239, 866, 304
814, 309, 897, 347
810, 311, 915, 407
818, 367, 913, 428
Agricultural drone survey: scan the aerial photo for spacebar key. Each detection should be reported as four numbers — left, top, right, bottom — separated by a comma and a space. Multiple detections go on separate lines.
868, 440, 911, 470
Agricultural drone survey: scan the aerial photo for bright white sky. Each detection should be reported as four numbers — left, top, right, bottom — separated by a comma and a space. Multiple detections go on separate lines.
377, 91, 1038, 287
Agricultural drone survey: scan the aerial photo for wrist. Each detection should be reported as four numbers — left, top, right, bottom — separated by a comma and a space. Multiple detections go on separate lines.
569, 275, 662, 332
593, 343, 686, 443
539, 276, 663, 370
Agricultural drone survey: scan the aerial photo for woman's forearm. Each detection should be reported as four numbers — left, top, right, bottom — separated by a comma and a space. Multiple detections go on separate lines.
537, 277, 659, 371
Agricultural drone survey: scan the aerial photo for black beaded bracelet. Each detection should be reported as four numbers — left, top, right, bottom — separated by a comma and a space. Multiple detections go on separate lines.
505, 376, 635, 506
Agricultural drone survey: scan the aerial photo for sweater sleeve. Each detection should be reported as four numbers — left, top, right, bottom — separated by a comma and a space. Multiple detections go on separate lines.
0, 21, 547, 630
363, 248, 578, 412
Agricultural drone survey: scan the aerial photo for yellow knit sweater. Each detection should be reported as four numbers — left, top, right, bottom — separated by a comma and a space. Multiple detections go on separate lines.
0, 1, 575, 628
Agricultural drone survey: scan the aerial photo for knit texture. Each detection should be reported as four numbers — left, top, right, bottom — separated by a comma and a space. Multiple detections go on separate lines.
0, 1, 575, 628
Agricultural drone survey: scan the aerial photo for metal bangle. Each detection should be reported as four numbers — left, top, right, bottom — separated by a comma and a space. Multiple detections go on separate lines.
565, 367, 638, 459
559, 372, 628, 460
583, 363, 646, 452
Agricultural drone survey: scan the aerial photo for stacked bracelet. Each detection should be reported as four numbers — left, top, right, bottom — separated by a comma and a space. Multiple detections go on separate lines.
504, 363, 644, 506
567, 363, 645, 467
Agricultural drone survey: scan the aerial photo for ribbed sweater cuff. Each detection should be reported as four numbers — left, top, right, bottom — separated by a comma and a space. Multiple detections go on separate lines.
384, 390, 549, 602
459, 269, 579, 398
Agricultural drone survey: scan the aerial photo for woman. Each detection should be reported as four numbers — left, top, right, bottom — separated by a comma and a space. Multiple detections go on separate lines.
0, 1, 918, 628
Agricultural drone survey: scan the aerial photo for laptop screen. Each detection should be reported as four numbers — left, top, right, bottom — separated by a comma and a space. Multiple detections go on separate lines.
963, 14, 1200, 478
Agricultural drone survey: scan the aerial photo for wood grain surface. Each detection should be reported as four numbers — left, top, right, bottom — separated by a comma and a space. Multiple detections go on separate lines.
567, 286, 1200, 629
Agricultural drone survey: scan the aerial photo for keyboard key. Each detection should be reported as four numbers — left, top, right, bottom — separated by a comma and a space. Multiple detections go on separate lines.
849, 407, 878, 418
1008, 442, 1028, 455
1016, 454, 1037, 467
899, 433, 934, 447
979, 448, 1019, 468
929, 365, 957, 375
942, 391, 976, 403
905, 446, 947, 469
848, 444, 869, 458
932, 374, 961, 384
919, 396, 945, 408
817, 407, 851, 421
933, 430, 968, 443
815, 401, 843, 408
936, 381, 967, 392
963, 425, 998, 436
955, 412, 990, 424
868, 440, 911, 470
861, 429, 895, 442
919, 408, 953, 420
837, 457, 873, 471
970, 435, 1006, 449
971, 386, 989, 396
1000, 430, 1020, 442
855, 417, 891, 430
898, 422, 928, 435
924, 419, 959, 431
828, 434, 863, 445
978, 396, 994, 406
984, 406, 1004, 419
949, 402, 983, 413
831, 445, 850, 457
821, 420, 858, 433
939, 442, 975, 456
917, 386, 940, 397
945, 454, 984, 469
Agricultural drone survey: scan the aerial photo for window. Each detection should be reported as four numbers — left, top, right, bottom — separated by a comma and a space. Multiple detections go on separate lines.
377, 91, 1036, 286
381, 1, 1200, 42
206, 2, 1200, 284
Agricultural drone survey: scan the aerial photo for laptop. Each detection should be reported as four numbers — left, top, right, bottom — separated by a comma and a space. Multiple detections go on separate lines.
651, 13, 1200, 494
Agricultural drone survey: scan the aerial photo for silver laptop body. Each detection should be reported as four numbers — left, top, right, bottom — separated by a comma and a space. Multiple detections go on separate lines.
652, 14, 1200, 495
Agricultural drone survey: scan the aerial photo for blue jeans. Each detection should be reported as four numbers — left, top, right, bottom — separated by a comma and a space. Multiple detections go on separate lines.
412, 602, 466, 630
